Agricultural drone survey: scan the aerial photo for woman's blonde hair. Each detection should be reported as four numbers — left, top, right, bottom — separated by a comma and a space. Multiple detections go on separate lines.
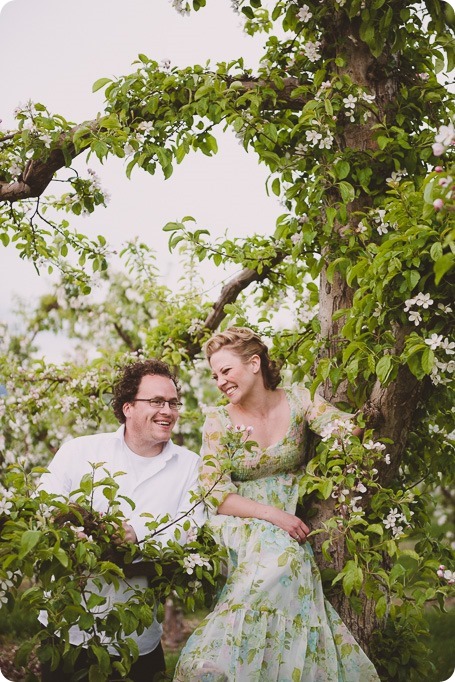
204, 327, 282, 390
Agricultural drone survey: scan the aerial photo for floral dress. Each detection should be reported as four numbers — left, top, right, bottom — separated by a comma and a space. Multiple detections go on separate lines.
174, 385, 380, 682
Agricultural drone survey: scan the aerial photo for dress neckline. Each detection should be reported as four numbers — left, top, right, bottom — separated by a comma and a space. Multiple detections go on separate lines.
219, 386, 294, 452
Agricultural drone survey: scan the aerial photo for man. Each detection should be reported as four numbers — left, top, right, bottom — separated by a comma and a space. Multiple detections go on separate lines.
39, 359, 204, 681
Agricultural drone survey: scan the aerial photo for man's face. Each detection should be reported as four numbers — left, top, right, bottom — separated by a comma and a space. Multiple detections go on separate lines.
122, 374, 179, 455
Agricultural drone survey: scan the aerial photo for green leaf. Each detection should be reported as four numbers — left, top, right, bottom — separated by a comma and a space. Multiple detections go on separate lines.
421, 347, 435, 374
375, 594, 387, 619
376, 355, 394, 384
434, 253, 454, 284
92, 77, 112, 93
338, 181, 355, 204
271, 178, 281, 196
19, 530, 41, 558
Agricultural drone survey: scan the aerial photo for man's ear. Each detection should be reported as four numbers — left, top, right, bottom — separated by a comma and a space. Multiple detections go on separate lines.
122, 402, 131, 419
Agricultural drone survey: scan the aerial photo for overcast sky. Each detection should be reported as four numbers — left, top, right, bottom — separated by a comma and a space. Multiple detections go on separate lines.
0, 0, 283, 357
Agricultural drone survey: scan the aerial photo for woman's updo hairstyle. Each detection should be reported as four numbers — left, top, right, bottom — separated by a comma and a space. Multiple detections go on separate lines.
204, 327, 282, 391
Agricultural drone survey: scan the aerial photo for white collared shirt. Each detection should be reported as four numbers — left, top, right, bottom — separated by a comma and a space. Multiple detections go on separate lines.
38, 425, 205, 654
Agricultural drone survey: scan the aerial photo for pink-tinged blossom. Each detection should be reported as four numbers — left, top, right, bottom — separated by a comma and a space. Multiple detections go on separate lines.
433, 198, 444, 210
438, 175, 453, 188
435, 122, 455, 147
435, 166, 444, 172
432, 142, 446, 156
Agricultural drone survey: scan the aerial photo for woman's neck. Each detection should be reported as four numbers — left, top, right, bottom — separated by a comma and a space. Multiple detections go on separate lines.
229, 387, 281, 420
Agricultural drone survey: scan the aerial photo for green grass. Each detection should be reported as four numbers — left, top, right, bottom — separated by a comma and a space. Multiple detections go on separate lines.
424, 607, 455, 682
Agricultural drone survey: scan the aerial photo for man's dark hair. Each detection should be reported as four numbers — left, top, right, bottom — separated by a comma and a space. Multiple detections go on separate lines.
112, 359, 180, 424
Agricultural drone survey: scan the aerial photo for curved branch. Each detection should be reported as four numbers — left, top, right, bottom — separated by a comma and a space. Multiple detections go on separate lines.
0, 121, 98, 203
186, 252, 285, 359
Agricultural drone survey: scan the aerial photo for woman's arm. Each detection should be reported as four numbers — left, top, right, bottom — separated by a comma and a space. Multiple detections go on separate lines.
200, 410, 309, 542
218, 493, 309, 543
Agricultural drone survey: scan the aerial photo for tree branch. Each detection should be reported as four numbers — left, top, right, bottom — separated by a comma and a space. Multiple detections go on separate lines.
0, 75, 303, 205
185, 252, 286, 359
0, 121, 98, 203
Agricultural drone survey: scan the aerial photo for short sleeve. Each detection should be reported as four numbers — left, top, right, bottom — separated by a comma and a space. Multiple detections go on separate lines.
199, 408, 238, 514
296, 385, 356, 436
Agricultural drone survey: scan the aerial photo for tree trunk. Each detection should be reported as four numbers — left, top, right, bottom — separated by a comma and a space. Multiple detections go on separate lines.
312, 267, 424, 651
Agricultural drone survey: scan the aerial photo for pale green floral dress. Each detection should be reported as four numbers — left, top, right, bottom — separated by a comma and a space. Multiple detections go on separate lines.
174, 385, 380, 682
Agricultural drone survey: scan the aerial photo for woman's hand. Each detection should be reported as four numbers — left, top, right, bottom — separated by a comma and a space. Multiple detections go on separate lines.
263, 507, 309, 543
217, 494, 309, 542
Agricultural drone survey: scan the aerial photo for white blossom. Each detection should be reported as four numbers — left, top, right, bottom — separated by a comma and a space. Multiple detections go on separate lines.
183, 553, 212, 575
343, 95, 357, 109
302, 40, 321, 63
320, 133, 334, 149
364, 440, 386, 452
305, 129, 322, 144
408, 310, 422, 326
441, 337, 455, 355
435, 121, 455, 147
297, 5, 312, 22
425, 334, 444, 350
415, 292, 434, 308
437, 303, 452, 314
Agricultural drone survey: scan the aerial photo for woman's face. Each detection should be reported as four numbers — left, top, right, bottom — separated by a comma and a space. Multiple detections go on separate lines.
209, 348, 260, 404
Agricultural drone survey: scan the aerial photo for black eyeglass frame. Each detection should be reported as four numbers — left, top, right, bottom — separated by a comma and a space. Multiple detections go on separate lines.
131, 398, 183, 411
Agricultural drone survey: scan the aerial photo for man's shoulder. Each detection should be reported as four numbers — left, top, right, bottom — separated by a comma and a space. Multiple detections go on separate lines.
57, 428, 122, 453
170, 441, 200, 463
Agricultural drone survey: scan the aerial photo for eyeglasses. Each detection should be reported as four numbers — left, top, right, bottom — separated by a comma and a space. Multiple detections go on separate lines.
131, 398, 183, 411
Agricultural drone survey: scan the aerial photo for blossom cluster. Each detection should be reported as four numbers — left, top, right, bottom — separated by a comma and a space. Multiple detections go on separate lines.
0, 485, 13, 516
182, 552, 212, 575
432, 120, 455, 157
372, 208, 397, 236
386, 169, 408, 187
436, 565, 455, 585
304, 125, 334, 150
169, 0, 190, 15
383, 507, 413, 538
0, 570, 21, 605
404, 293, 451, 327
58, 168, 111, 214
325, 432, 392, 519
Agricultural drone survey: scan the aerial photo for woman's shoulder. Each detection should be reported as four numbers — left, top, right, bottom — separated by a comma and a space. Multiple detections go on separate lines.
202, 404, 226, 417
202, 404, 229, 427
284, 382, 311, 402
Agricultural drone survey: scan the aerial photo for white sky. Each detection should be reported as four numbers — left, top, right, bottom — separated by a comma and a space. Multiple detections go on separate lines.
0, 0, 283, 357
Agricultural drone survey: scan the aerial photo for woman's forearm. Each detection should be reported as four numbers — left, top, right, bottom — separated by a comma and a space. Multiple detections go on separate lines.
217, 493, 272, 520
216, 493, 310, 542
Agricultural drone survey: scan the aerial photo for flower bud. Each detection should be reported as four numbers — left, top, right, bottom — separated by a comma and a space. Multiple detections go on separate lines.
433, 198, 444, 211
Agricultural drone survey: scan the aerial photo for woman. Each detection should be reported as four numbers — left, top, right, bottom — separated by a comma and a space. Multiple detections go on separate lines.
174, 327, 379, 682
